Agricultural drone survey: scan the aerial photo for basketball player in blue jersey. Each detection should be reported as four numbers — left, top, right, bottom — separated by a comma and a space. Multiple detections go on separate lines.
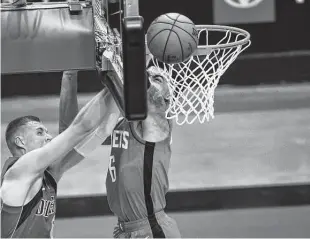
1, 71, 120, 238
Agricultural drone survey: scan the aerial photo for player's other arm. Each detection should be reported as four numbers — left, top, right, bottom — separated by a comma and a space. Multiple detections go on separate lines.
48, 70, 83, 182
49, 90, 120, 181
1, 89, 116, 206
58, 71, 79, 134
49, 72, 120, 181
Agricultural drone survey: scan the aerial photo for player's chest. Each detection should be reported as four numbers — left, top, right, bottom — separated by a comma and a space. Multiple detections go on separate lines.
34, 186, 56, 218
111, 128, 131, 150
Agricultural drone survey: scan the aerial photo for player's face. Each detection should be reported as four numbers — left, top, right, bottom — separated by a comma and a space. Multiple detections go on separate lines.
147, 73, 170, 112
22, 121, 53, 152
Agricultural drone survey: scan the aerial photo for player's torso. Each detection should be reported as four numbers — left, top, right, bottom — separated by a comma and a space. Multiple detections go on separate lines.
106, 119, 171, 222
1, 159, 57, 238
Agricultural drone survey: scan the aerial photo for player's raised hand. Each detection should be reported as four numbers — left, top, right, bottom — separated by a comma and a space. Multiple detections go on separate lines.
59, 70, 79, 134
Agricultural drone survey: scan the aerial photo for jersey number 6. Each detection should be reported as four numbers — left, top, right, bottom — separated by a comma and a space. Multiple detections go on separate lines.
109, 156, 117, 182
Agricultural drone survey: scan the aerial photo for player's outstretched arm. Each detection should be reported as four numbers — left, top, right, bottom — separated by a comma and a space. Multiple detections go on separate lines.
1, 88, 118, 206
47, 70, 82, 182
50, 86, 121, 181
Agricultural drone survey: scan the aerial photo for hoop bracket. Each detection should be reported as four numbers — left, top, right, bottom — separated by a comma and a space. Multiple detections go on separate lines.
122, 15, 147, 121
68, 0, 83, 14
69, 2, 83, 14
122, 0, 148, 121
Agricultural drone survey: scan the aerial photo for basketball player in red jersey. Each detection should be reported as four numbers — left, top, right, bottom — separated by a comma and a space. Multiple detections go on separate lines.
1, 71, 120, 238
107, 66, 181, 238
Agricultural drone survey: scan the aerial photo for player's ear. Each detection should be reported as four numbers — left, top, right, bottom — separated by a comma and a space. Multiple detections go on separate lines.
14, 136, 26, 151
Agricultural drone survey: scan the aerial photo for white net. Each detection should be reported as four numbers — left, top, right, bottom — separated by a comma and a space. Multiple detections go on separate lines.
147, 25, 251, 125
93, 0, 123, 81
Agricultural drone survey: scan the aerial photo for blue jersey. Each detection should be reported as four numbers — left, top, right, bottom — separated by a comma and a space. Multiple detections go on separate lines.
1, 157, 57, 238
106, 119, 172, 222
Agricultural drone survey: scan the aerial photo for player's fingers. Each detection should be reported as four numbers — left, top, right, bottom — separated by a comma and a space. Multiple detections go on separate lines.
63, 70, 78, 76
113, 230, 120, 238
113, 226, 121, 237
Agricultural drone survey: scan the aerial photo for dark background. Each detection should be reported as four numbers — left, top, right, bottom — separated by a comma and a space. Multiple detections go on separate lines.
2, 0, 310, 97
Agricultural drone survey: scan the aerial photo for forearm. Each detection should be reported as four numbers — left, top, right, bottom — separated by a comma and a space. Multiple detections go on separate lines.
71, 86, 119, 133
59, 71, 79, 134
73, 128, 106, 158
47, 103, 120, 180
74, 109, 120, 157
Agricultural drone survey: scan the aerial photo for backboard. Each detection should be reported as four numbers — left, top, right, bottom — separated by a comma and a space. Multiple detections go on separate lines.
1, 1, 96, 74
97, 0, 148, 121
1, 0, 148, 121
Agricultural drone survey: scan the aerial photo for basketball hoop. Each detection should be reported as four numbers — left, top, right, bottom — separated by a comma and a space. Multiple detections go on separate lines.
94, 1, 251, 125
147, 25, 251, 125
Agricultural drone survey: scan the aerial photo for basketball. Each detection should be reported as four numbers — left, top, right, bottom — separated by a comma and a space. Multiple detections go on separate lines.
146, 13, 199, 64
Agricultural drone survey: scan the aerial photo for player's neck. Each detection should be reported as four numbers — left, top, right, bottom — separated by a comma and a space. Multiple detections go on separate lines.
12, 149, 25, 158
134, 113, 170, 142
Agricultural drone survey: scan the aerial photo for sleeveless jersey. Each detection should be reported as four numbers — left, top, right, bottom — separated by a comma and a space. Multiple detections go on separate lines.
1, 157, 57, 238
106, 119, 172, 222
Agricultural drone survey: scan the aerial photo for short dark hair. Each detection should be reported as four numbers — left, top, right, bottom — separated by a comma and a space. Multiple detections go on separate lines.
5, 116, 41, 153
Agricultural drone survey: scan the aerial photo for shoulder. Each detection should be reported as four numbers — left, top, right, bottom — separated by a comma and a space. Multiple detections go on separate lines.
111, 117, 126, 132
1, 171, 44, 207
116, 117, 125, 127
1, 158, 17, 183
